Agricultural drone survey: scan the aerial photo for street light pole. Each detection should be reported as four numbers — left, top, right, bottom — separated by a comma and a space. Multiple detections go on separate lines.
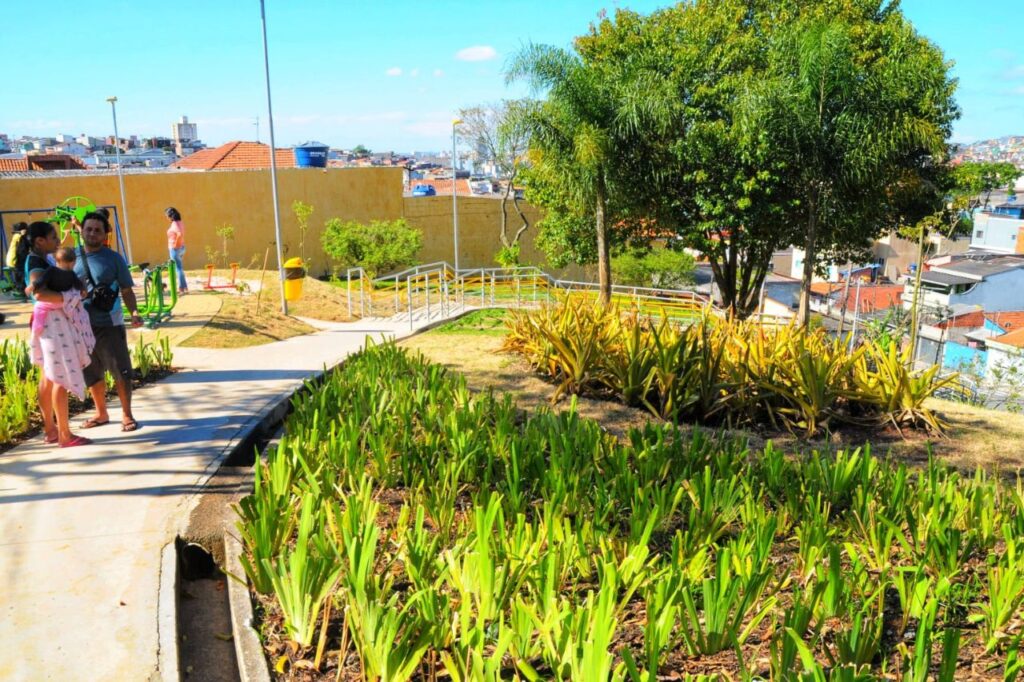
106, 96, 134, 264
452, 118, 462, 273
259, 0, 288, 315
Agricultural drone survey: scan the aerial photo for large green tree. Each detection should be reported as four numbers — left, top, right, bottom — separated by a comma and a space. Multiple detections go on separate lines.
751, 6, 958, 326
570, 0, 957, 320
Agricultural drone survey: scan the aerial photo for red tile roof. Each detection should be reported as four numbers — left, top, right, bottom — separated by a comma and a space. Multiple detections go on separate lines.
993, 327, 1024, 348
810, 283, 903, 313
0, 154, 86, 171
938, 310, 1024, 332
172, 141, 295, 170
984, 311, 1024, 332
407, 178, 473, 196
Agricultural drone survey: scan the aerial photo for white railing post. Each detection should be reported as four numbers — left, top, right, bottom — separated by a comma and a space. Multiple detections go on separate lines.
394, 275, 399, 315
490, 273, 495, 305
407, 276, 413, 329
516, 273, 521, 308
425, 273, 431, 320
346, 270, 352, 317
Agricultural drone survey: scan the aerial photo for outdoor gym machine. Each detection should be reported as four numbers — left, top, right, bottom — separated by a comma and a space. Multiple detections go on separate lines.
133, 260, 179, 328
203, 262, 240, 290
0, 197, 129, 293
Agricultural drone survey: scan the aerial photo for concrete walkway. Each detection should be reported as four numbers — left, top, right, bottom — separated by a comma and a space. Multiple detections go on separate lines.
0, 314, 448, 681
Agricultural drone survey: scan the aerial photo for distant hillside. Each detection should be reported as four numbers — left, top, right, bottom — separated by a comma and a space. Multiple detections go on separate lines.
953, 135, 1024, 166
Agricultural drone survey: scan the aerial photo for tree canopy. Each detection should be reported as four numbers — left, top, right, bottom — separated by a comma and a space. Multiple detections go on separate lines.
514, 0, 959, 319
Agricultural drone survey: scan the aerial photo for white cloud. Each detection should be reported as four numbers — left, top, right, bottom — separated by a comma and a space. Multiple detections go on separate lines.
1005, 64, 1024, 80
433, 69, 444, 78
455, 45, 497, 62
410, 68, 420, 78
403, 116, 458, 137
385, 67, 402, 77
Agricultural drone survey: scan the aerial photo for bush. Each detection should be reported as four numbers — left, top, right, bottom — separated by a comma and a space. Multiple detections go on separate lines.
320, 218, 422, 278
611, 247, 695, 289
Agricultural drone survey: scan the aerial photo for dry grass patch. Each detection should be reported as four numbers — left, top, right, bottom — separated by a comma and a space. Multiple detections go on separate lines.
400, 318, 1024, 472
180, 269, 353, 348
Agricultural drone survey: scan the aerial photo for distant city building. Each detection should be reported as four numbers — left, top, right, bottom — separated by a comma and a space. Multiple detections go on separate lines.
954, 135, 1024, 168
172, 115, 201, 156
76, 134, 104, 149
47, 141, 89, 156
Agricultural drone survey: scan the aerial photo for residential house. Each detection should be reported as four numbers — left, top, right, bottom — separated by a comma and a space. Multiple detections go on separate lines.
987, 327, 1024, 377
0, 153, 88, 172
970, 203, 1024, 254
904, 253, 1024, 313
919, 310, 1024, 370
171, 141, 295, 170
809, 281, 904, 318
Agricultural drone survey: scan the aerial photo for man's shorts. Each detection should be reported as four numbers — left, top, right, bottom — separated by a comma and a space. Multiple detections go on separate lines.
83, 325, 133, 387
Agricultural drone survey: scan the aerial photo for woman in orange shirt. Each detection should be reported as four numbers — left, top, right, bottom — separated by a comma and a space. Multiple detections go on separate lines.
165, 207, 188, 294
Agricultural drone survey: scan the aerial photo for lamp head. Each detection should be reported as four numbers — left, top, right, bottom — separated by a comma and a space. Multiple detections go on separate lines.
452, 118, 463, 127
106, 96, 118, 104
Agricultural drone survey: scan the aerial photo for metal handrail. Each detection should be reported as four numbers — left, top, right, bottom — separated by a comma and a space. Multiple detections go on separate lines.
342, 260, 754, 325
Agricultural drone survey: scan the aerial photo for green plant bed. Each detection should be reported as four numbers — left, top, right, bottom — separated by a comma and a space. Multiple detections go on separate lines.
0, 335, 174, 452
237, 341, 1024, 681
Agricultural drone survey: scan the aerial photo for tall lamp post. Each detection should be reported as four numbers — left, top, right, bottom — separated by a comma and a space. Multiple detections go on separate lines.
259, 0, 288, 315
106, 96, 134, 264
452, 118, 462, 273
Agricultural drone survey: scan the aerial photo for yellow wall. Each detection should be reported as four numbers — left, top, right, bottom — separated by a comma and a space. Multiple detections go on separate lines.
0, 168, 558, 275
401, 196, 547, 270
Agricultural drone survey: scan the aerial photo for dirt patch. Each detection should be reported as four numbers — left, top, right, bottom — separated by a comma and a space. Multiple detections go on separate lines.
179, 270, 355, 349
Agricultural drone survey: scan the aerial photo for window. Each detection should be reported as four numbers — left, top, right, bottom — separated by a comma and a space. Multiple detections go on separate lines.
975, 230, 984, 239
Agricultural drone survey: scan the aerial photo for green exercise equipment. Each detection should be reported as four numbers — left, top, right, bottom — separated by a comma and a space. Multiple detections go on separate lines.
132, 260, 179, 329
51, 196, 98, 245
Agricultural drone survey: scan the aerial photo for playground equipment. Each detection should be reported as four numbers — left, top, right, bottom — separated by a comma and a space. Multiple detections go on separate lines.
0, 198, 129, 275
134, 260, 179, 328
203, 263, 240, 290
51, 196, 97, 245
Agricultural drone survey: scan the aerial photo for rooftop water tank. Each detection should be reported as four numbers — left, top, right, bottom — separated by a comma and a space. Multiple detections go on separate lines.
294, 141, 329, 168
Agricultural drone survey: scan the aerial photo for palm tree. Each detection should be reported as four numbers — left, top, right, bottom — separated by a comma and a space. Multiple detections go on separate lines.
507, 44, 628, 303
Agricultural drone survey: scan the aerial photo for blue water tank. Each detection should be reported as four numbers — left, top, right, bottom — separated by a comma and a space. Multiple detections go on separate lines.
293, 141, 329, 168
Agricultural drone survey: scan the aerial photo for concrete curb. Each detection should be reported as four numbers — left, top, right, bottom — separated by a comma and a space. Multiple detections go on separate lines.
224, 533, 271, 682
157, 542, 180, 682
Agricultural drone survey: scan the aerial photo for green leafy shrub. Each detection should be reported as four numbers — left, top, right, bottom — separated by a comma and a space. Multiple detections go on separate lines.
320, 218, 422, 278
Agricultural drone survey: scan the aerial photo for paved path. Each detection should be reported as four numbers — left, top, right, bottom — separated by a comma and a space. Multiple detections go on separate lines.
0, 314, 450, 681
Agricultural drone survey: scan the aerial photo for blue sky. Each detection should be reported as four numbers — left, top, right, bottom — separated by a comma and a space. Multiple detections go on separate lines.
3, 0, 1021, 151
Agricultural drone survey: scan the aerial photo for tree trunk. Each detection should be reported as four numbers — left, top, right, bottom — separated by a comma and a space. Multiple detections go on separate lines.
907, 224, 926, 365
836, 260, 853, 338
508, 166, 530, 246
796, 189, 819, 329
499, 173, 513, 248
595, 187, 611, 304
